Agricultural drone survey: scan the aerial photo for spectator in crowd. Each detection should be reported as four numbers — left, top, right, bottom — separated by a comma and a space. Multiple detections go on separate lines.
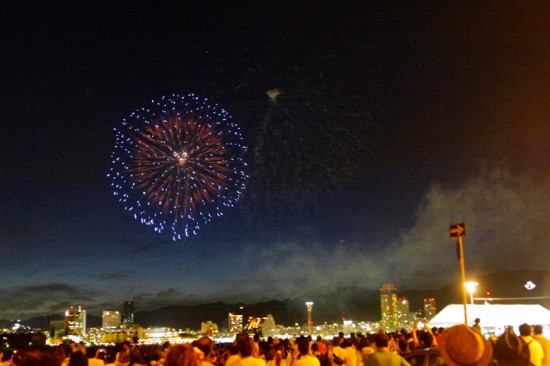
232, 334, 266, 366
129, 346, 147, 366
342, 339, 359, 366
519, 323, 544, 366
116, 341, 131, 366
69, 351, 89, 366
534, 325, 550, 366
472, 318, 481, 332
165, 344, 198, 366
193, 337, 217, 366
88, 348, 107, 366
315, 337, 327, 357
293, 339, 320, 366
0, 350, 11, 366
329, 336, 347, 366
357, 336, 374, 365
365, 332, 410, 366
223, 345, 241, 366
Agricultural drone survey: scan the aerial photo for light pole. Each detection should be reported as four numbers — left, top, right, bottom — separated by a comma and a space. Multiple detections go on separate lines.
465, 282, 478, 304
305, 302, 314, 335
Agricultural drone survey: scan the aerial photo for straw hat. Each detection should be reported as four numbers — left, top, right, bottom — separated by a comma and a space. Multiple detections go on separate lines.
439, 324, 493, 366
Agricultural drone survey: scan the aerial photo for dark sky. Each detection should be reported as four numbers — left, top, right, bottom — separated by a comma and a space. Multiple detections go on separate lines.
1, 2, 549, 320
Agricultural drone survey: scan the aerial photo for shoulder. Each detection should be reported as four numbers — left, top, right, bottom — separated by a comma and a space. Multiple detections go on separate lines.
237, 357, 266, 366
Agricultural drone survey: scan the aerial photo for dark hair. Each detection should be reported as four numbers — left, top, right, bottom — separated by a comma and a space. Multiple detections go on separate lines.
374, 333, 389, 348
518, 323, 532, 336
298, 339, 310, 355
193, 336, 214, 356
69, 351, 89, 366
130, 347, 145, 364
235, 333, 253, 357
165, 344, 197, 366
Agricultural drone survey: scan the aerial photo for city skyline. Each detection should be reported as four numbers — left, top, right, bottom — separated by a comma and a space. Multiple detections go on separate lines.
2, 3, 549, 320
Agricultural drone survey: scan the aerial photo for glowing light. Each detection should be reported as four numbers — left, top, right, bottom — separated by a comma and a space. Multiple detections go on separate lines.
109, 93, 248, 240
464, 281, 479, 304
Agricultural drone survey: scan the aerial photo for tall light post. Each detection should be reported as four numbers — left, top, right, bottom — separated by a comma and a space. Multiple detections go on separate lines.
305, 302, 314, 335
465, 282, 478, 304
449, 222, 468, 324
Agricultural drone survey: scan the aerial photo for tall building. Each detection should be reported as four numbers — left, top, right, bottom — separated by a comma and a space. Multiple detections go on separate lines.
423, 298, 437, 320
396, 296, 410, 329
122, 300, 135, 324
228, 313, 243, 334
102, 310, 122, 329
305, 302, 314, 335
65, 305, 86, 337
380, 283, 398, 331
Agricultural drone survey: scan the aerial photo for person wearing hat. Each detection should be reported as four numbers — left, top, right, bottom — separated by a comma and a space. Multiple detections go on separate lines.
493, 325, 530, 366
439, 324, 493, 366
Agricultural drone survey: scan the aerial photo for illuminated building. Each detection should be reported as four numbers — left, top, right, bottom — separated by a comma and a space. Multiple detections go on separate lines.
380, 283, 398, 331
305, 302, 314, 335
86, 327, 105, 344
65, 305, 87, 337
396, 296, 410, 329
201, 321, 219, 336
424, 298, 437, 320
261, 314, 277, 337
228, 313, 243, 334
143, 327, 178, 340
123, 300, 135, 324
102, 310, 121, 329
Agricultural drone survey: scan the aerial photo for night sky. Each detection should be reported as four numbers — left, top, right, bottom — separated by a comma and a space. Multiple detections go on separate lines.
2, 3, 549, 320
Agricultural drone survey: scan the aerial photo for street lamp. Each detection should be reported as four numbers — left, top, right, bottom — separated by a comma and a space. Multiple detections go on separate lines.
464, 282, 478, 304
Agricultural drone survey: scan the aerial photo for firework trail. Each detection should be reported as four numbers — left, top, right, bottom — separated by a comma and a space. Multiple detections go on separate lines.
109, 94, 248, 240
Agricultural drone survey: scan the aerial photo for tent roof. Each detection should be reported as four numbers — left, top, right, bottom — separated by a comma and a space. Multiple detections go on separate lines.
429, 304, 550, 330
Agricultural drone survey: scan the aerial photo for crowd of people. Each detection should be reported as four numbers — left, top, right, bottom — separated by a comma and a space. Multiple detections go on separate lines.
1, 322, 549, 366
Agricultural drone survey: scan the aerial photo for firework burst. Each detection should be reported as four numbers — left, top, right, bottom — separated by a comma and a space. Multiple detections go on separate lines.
109, 94, 248, 240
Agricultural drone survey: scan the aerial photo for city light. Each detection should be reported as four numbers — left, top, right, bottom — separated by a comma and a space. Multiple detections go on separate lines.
464, 281, 479, 304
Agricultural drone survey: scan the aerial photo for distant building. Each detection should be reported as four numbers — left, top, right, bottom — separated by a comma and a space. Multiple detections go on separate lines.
86, 327, 105, 344
65, 305, 87, 338
99, 324, 145, 343
423, 298, 437, 320
123, 300, 135, 324
380, 283, 398, 331
143, 327, 177, 340
261, 314, 278, 337
228, 313, 243, 334
201, 321, 219, 336
396, 296, 410, 329
102, 310, 122, 329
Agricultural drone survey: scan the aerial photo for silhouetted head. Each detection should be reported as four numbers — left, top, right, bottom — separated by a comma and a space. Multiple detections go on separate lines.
235, 333, 253, 357
298, 339, 311, 355
374, 333, 389, 348
518, 323, 532, 336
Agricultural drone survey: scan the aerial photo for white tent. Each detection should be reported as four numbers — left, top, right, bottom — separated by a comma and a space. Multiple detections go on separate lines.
429, 304, 550, 335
